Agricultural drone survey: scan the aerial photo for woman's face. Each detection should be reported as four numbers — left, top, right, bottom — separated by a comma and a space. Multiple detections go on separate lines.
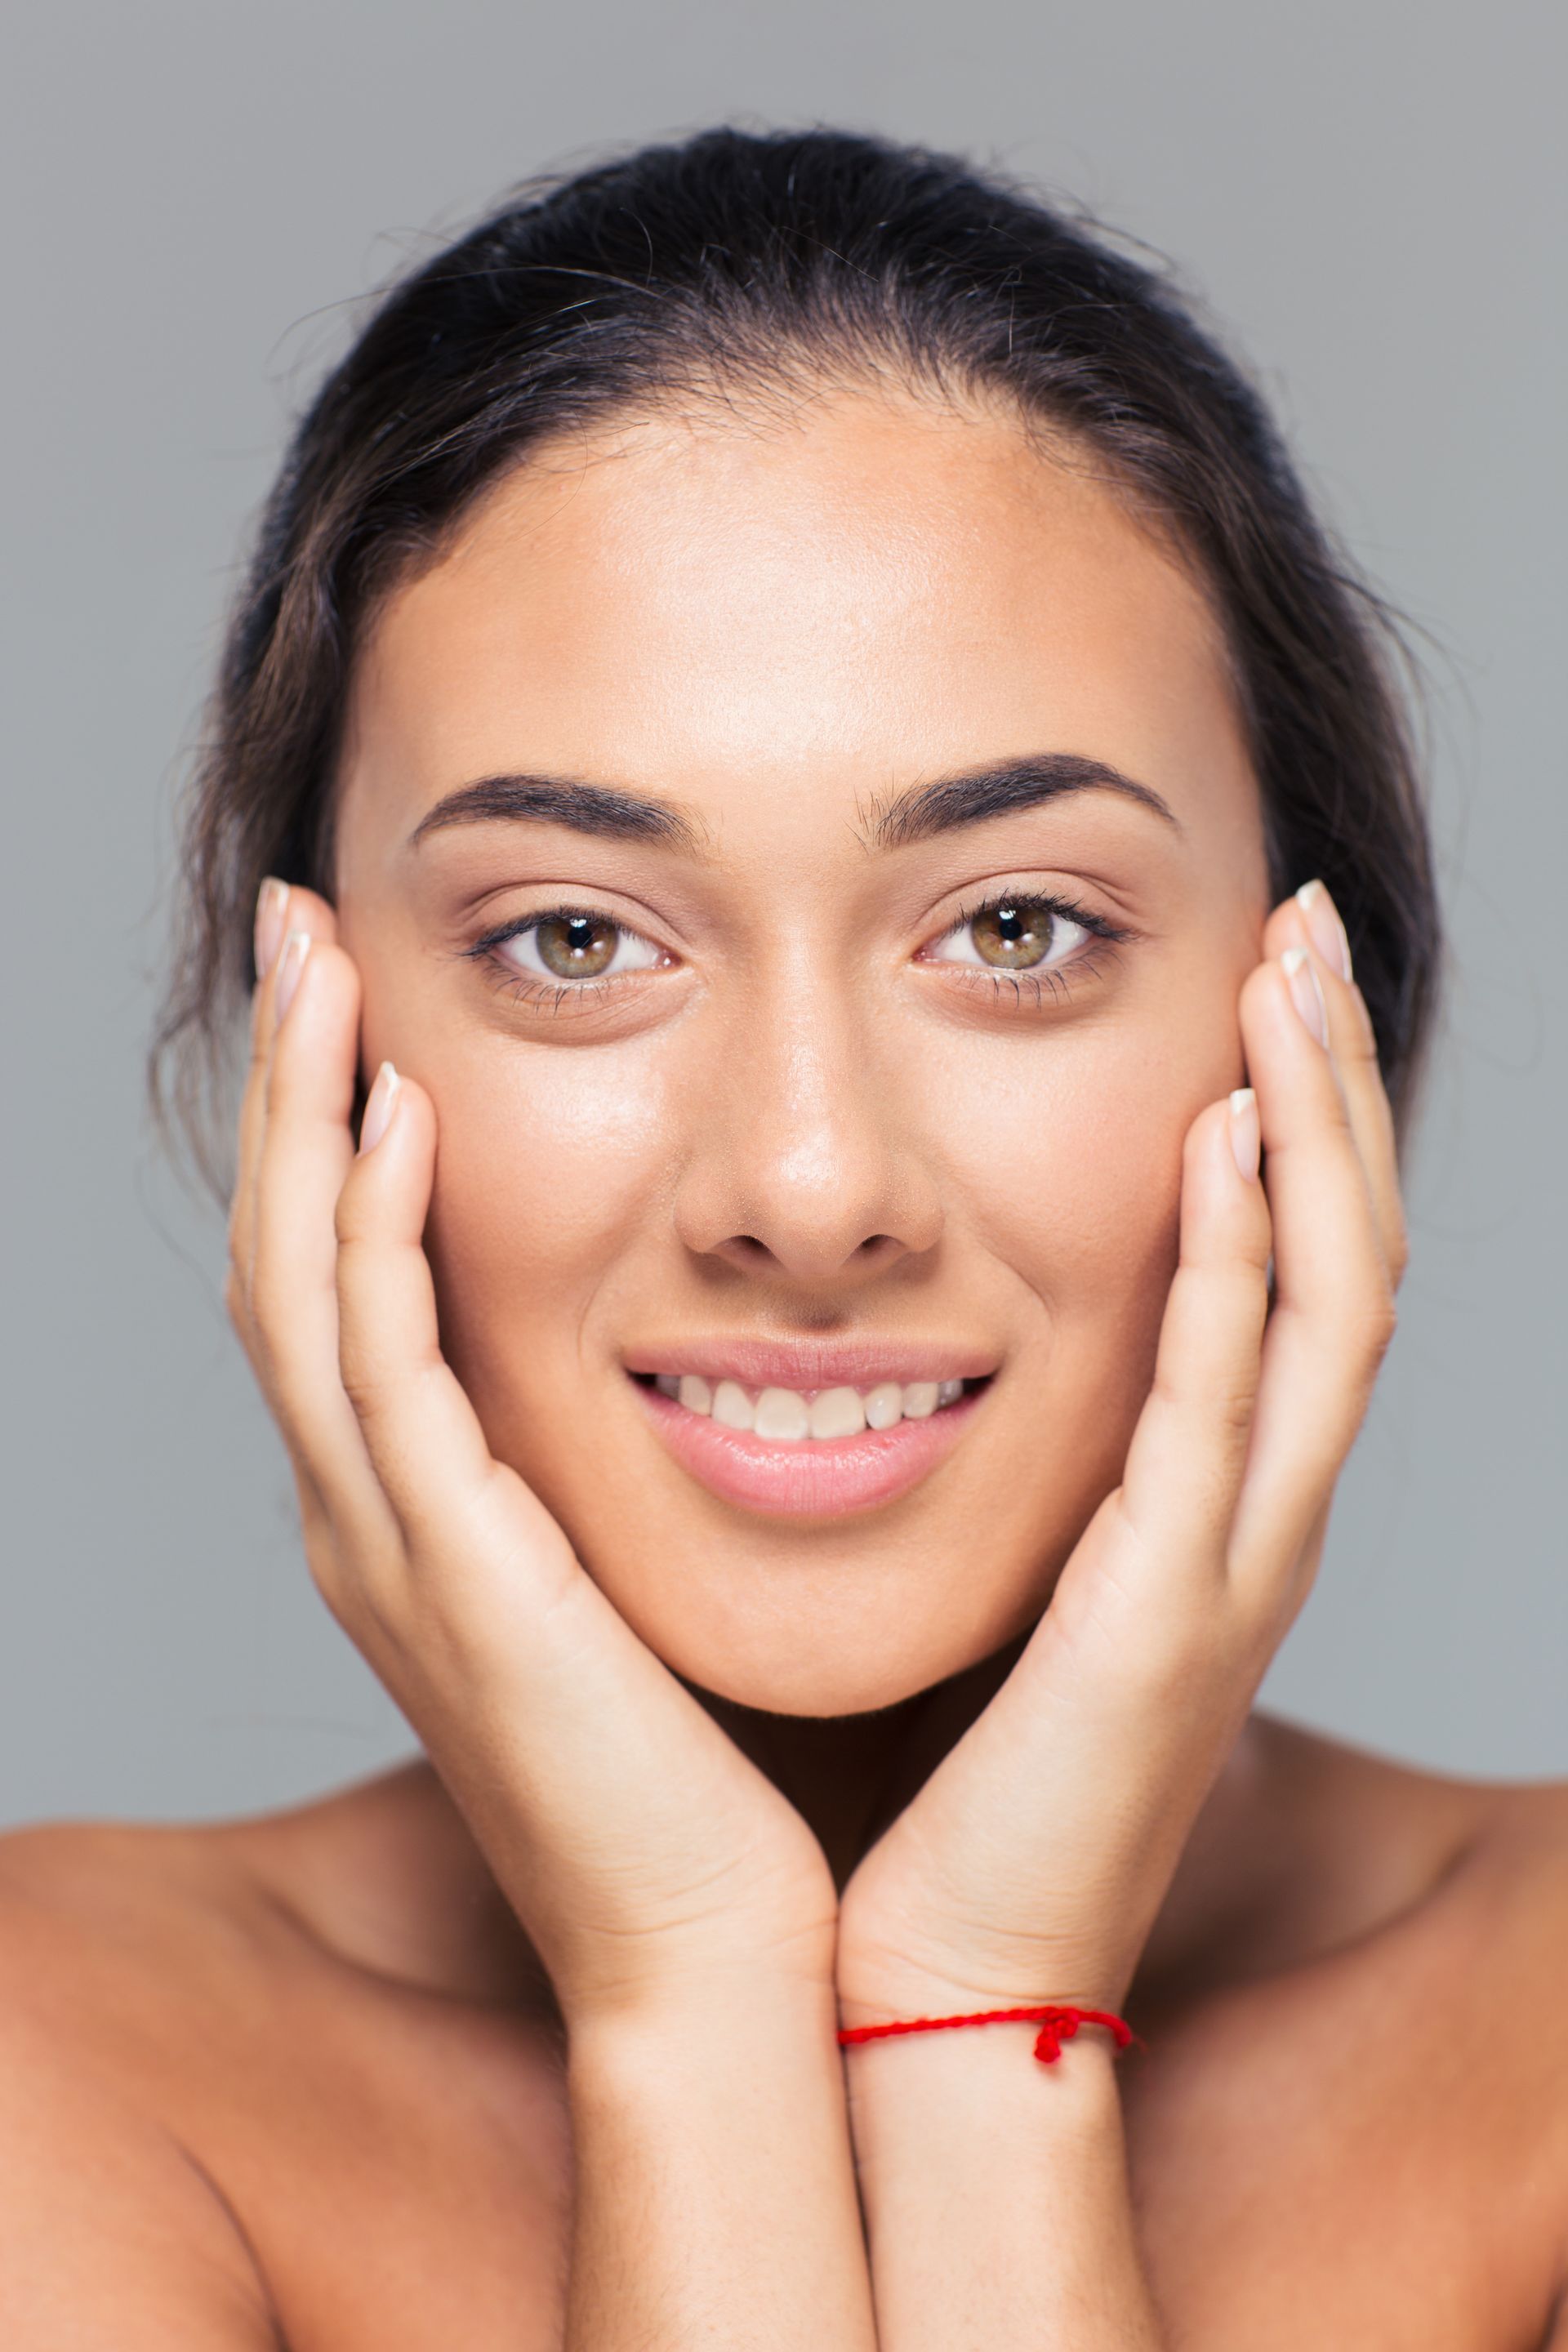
332, 387, 1270, 1716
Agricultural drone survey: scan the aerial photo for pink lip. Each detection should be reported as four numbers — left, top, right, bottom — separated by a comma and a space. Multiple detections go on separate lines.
622, 1336, 1000, 1392
629, 1374, 988, 1518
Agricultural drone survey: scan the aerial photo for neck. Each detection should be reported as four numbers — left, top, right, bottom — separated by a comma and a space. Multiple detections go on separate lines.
687, 1648, 1273, 1998
685, 1634, 1036, 1891
345, 1650, 1276, 2014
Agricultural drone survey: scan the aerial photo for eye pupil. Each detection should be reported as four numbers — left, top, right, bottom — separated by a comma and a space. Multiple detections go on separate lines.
973, 900, 1054, 969
537, 912, 618, 978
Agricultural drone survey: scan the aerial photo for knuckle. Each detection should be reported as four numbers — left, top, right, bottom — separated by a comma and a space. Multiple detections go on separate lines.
246, 991, 274, 1079
334, 1183, 370, 1250
336, 1332, 392, 1428
245, 1245, 290, 1342
1384, 1211, 1411, 1290
1211, 1380, 1260, 1443
1339, 1000, 1381, 1068
222, 1263, 249, 1331
1351, 1288, 1399, 1370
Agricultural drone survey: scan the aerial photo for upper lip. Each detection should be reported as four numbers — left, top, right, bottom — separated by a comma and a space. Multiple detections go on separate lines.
622, 1338, 1000, 1391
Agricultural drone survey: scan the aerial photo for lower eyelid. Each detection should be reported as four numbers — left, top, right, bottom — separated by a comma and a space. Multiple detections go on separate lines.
485, 914, 664, 983
920, 939, 1120, 1005
923, 902, 1095, 969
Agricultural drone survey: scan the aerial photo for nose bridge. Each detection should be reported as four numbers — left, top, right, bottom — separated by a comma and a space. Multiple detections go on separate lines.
673, 942, 941, 1276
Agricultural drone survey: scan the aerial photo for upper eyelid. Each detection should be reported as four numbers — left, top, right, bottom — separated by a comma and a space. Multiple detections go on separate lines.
472, 903, 663, 956
921, 885, 1128, 947
462, 871, 699, 946
467, 884, 1129, 985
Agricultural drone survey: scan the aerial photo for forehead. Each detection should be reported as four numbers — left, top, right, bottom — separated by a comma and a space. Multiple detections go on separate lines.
339, 387, 1254, 849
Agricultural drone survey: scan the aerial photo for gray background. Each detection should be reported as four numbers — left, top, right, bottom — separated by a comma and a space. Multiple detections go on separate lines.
2, 0, 1562, 1829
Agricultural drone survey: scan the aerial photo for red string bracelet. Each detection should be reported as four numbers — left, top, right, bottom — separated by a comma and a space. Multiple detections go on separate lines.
837, 2003, 1143, 2066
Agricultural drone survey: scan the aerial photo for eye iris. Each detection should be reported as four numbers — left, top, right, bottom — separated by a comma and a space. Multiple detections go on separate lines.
972, 901, 1054, 969
535, 913, 619, 979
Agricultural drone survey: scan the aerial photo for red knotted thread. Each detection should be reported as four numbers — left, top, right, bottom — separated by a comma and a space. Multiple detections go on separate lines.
837, 2003, 1143, 2066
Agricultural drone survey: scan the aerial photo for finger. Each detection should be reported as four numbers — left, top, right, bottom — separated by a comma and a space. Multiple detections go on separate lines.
245, 932, 393, 1540
332, 1066, 570, 1579
229, 882, 341, 1316
1113, 1088, 1273, 1584
1263, 882, 1408, 1290
1227, 947, 1398, 1592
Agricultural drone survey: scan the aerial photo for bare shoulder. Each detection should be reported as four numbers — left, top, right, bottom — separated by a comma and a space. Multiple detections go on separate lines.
0, 1816, 285, 2345
1292, 1722, 1568, 2221
1129, 1720, 1568, 2346
0, 1789, 572, 2348
1459, 1766, 1568, 1978
1442, 1768, 1568, 2328
1245, 1707, 1568, 1931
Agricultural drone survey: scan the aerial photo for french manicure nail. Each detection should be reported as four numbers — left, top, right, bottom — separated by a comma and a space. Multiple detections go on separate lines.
1281, 945, 1329, 1047
274, 929, 311, 1024
359, 1062, 401, 1153
1296, 879, 1352, 982
1228, 1086, 1261, 1180
254, 877, 290, 981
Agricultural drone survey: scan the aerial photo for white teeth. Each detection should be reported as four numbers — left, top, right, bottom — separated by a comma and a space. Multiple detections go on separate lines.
711, 1379, 754, 1430
754, 1387, 810, 1441
863, 1381, 903, 1431
651, 1372, 973, 1438
808, 1386, 866, 1440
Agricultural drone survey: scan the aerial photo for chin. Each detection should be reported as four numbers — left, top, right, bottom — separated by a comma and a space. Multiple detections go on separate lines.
575, 1533, 1052, 1720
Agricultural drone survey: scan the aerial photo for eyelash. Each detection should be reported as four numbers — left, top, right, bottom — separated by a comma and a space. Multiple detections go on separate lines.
465, 890, 1133, 1015
464, 904, 662, 1016
925, 888, 1132, 1009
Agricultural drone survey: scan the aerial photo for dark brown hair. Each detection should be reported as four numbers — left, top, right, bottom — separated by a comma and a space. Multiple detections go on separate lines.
155, 123, 1440, 1186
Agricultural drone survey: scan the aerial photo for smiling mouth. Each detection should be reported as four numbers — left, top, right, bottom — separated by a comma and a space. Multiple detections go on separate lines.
627, 1371, 990, 1442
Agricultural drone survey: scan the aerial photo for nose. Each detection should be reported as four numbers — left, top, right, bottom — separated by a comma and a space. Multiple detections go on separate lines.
670, 978, 944, 1286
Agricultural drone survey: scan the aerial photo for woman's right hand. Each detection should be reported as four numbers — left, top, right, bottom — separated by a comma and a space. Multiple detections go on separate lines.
225, 884, 838, 2023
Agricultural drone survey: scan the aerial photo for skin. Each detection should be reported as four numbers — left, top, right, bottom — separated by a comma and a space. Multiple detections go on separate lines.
2, 382, 1567, 2348
332, 392, 1265, 1723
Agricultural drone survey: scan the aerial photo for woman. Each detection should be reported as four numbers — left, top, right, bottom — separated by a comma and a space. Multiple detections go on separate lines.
3, 123, 1564, 2347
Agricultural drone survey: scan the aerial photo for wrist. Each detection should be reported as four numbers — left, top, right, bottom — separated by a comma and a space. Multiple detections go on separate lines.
848, 2015, 1125, 2114
541, 1900, 838, 2035
567, 1970, 848, 2135
836, 1950, 1134, 2027
564, 1952, 840, 2048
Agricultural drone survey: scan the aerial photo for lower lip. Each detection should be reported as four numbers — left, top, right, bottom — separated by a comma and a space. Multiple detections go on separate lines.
628, 1377, 987, 1518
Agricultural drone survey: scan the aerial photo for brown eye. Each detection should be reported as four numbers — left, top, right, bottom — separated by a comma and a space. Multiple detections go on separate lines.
969, 900, 1056, 969
534, 911, 621, 978
924, 893, 1094, 980
491, 906, 664, 990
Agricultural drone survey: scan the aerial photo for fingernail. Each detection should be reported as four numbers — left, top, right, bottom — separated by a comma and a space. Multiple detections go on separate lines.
254, 877, 290, 981
1228, 1086, 1261, 1180
359, 1061, 401, 1153
1295, 879, 1352, 982
274, 929, 311, 1024
1281, 945, 1329, 1048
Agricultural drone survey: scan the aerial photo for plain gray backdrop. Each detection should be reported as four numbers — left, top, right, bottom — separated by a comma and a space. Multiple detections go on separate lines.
2, 0, 1563, 1829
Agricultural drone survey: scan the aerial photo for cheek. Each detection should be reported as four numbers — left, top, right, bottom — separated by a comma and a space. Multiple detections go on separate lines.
421, 1040, 671, 1388
924, 1010, 1225, 1322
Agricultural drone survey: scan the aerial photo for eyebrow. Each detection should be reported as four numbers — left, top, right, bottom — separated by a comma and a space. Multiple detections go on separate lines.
408, 773, 707, 853
861, 754, 1180, 850
405, 751, 1178, 856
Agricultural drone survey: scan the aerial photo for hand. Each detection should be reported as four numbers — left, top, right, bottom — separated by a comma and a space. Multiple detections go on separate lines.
836, 886, 1407, 2021
226, 887, 837, 2020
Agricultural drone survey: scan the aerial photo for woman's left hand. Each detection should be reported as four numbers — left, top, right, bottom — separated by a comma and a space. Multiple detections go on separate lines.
836, 886, 1410, 2024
